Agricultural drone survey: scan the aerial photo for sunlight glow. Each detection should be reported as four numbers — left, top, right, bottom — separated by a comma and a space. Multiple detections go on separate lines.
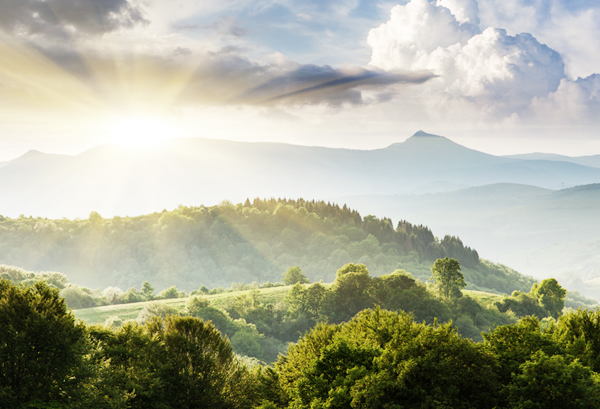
107, 116, 178, 147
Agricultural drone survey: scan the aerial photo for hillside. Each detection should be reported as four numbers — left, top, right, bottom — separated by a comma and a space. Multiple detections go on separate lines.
338, 183, 600, 296
0, 199, 534, 294
1, 132, 600, 218
505, 152, 600, 168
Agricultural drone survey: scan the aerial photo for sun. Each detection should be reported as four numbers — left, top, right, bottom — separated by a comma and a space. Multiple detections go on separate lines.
108, 116, 179, 147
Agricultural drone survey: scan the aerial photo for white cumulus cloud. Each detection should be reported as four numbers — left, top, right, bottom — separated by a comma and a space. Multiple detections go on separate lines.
436, 0, 480, 25
532, 74, 600, 124
368, 0, 570, 121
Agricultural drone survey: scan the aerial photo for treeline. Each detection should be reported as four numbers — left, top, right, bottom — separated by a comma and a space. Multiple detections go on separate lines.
0, 198, 533, 294
4, 277, 600, 409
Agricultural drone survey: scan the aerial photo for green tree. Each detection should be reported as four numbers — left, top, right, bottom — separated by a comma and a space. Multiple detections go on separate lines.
277, 308, 500, 409
136, 301, 179, 323
141, 281, 155, 301
430, 257, 466, 300
146, 315, 255, 409
502, 351, 600, 408
282, 266, 310, 286
286, 282, 327, 322
88, 323, 167, 409
322, 263, 373, 323
553, 308, 600, 372
495, 290, 549, 319
186, 295, 210, 316
531, 278, 567, 319
0, 279, 91, 408
156, 285, 183, 300
483, 316, 563, 385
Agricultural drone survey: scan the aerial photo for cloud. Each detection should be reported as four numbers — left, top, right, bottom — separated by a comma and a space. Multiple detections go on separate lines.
0, 0, 147, 38
369, 0, 478, 71
204, 17, 247, 38
238, 65, 435, 106
297, 13, 313, 21
436, 0, 480, 25
477, 0, 600, 78
531, 74, 600, 124
172, 52, 435, 107
368, 0, 567, 120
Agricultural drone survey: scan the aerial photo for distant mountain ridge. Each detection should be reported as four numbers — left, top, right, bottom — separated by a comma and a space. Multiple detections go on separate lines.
1, 131, 600, 218
504, 152, 600, 168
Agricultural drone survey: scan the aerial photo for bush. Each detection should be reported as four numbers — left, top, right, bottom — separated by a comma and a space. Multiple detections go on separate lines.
60, 285, 100, 309
137, 302, 179, 323
156, 286, 186, 299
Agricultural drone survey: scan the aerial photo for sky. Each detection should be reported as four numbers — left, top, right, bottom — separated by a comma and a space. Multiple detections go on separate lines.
1, 0, 600, 160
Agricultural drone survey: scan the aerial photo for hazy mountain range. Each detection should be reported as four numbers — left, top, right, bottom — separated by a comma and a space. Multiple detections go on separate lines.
1, 131, 599, 295
1, 131, 600, 219
504, 153, 600, 169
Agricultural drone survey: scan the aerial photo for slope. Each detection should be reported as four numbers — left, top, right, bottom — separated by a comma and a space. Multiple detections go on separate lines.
0, 198, 534, 295
338, 183, 600, 296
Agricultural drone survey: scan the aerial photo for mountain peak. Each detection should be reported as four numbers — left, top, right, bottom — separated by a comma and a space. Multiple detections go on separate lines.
411, 130, 443, 138
14, 150, 45, 161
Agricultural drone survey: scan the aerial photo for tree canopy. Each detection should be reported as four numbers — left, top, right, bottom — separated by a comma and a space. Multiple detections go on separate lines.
0, 279, 90, 408
282, 266, 309, 286
430, 257, 466, 300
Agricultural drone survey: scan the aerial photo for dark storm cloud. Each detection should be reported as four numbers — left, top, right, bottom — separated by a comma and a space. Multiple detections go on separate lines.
0, 0, 147, 37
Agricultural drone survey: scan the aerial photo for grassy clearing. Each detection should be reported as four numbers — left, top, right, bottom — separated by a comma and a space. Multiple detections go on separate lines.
464, 290, 504, 308
74, 285, 294, 325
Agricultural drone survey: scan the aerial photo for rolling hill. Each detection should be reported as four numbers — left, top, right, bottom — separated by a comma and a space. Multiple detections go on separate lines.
338, 183, 600, 297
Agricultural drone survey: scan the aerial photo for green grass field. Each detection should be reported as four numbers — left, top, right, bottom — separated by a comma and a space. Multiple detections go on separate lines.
74, 285, 295, 325
463, 290, 505, 308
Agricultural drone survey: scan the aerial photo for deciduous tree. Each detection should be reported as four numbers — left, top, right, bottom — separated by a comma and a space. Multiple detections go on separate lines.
430, 257, 466, 300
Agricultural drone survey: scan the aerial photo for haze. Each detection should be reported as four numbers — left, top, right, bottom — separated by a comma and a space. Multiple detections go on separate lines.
1, 0, 600, 295
1, 0, 600, 160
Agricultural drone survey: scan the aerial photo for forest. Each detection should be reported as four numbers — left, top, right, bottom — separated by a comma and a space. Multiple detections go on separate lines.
2, 267, 600, 409
2, 200, 600, 408
0, 198, 533, 293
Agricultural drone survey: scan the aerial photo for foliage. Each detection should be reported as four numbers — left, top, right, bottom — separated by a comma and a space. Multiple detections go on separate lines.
146, 316, 255, 409
136, 302, 179, 323
501, 351, 600, 408
429, 257, 466, 300
89, 315, 257, 409
141, 281, 155, 300
553, 308, 600, 372
276, 307, 500, 409
531, 278, 567, 319
282, 266, 310, 286
322, 263, 374, 323
5, 276, 600, 409
495, 290, 549, 319
482, 316, 564, 385
185, 295, 210, 315
0, 279, 91, 408
156, 286, 186, 300
496, 279, 567, 319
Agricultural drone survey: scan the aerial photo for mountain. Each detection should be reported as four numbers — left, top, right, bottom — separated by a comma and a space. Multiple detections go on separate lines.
505, 152, 600, 169
1, 131, 600, 218
337, 183, 600, 297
